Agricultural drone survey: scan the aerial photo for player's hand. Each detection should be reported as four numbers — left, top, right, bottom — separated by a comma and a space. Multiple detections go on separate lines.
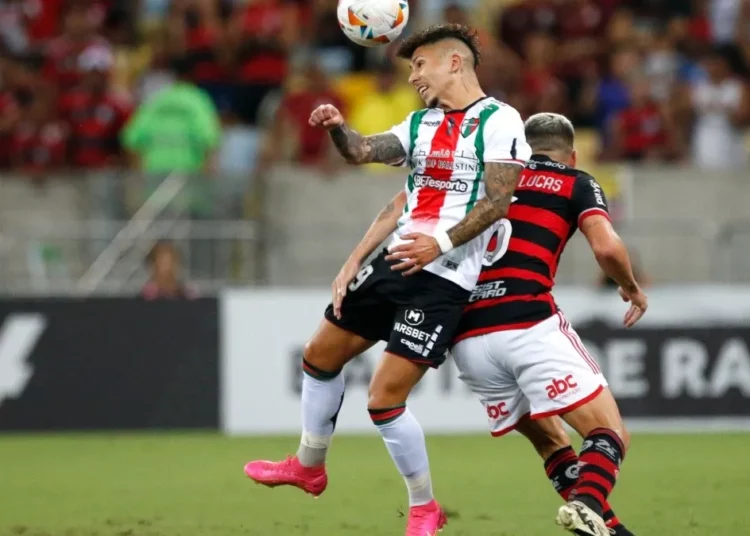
619, 286, 648, 328
309, 104, 344, 130
331, 258, 360, 319
385, 233, 441, 276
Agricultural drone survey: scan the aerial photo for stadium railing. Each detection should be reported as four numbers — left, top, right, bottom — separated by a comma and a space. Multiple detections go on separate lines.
0, 163, 748, 295
0, 171, 262, 296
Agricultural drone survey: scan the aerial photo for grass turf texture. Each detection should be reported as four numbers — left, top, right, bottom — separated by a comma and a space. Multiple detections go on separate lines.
0, 433, 748, 535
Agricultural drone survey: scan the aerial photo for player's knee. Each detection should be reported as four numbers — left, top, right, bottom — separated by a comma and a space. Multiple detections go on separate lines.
367, 378, 410, 410
302, 337, 343, 372
302, 338, 324, 367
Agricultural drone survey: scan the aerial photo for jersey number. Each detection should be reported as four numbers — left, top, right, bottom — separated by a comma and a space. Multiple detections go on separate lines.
483, 219, 513, 266
348, 265, 374, 292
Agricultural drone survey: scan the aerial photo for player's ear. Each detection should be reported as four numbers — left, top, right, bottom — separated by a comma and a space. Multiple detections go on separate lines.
569, 149, 577, 168
451, 52, 462, 73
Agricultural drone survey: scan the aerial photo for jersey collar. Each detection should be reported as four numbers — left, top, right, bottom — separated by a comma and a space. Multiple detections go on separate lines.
441, 95, 491, 114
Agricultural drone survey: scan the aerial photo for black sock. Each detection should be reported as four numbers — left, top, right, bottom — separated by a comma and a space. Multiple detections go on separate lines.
544, 446, 632, 534
569, 428, 625, 518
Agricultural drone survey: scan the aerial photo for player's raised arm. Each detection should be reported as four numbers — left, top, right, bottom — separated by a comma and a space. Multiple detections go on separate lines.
309, 104, 407, 166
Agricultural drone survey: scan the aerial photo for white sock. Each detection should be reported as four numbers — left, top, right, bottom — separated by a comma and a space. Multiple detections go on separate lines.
374, 408, 434, 506
296, 372, 345, 467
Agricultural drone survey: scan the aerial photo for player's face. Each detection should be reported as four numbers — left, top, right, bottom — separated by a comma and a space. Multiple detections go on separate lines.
408, 45, 454, 108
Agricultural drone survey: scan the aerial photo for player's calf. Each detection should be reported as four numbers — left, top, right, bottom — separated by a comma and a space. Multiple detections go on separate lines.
368, 353, 436, 509
561, 389, 629, 519
295, 320, 375, 468
516, 416, 633, 536
244, 320, 373, 493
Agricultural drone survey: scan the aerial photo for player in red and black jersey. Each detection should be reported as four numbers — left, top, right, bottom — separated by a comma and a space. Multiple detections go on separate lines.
452, 113, 647, 536
456, 144, 611, 340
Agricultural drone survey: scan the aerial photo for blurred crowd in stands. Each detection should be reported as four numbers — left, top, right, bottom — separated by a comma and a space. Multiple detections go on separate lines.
0, 0, 748, 181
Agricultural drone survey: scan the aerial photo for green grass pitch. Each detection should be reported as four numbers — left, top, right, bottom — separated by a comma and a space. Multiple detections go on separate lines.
0, 433, 748, 535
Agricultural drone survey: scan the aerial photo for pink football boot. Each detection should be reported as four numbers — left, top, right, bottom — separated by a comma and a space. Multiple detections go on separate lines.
244, 456, 327, 497
405, 499, 447, 536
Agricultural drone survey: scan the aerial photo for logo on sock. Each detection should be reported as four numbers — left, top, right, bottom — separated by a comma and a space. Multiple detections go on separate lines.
565, 463, 581, 480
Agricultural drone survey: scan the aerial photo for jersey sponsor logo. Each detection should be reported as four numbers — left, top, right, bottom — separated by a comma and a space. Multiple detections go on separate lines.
420, 120, 441, 127
400, 339, 425, 354
413, 173, 469, 192
545, 375, 579, 399
486, 401, 510, 419
518, 173, 564, 193
589, 179, 605, 206
527, 159, 567, 170
404, 309, 425, 326
422, 159, 480, 172
469, 281, 507, 302
460, 117, 480, 138
0, 314, 46, 407
393, 322, 430, 341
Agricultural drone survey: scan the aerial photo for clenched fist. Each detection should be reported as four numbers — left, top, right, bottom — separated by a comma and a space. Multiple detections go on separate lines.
309, 104, 344, 130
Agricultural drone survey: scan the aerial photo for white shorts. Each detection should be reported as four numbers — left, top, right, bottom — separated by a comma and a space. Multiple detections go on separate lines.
451, 312, 607, 437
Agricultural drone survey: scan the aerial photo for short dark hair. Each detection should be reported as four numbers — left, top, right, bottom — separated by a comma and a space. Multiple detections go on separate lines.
397, 24, 481, 67
524, 113, 575, 153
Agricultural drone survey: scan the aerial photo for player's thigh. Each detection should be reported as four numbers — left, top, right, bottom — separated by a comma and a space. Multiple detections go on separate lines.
304, 318, 377, 372
514, 415, 572, 459
562, 387, 630, 450
368, 352, 428, 408
321, 251, 395, 361
451, 333, 530, 437
513, 313, 609, 423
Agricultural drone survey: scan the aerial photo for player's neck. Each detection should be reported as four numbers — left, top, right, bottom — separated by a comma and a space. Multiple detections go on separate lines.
438, 84, 486, 113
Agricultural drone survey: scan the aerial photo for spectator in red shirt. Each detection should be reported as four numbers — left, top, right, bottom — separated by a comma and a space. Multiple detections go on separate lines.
519, 32, 568, 117
140, 241, 197, 300
229, 0, 298, 125
58, 44, 131, 169
43, 3, 110, 93
24, 0, 65, 45
262, 63, 343, 172
608, 77, 672, 161
10, 90, 67, 181
165, 0, 232, 113
0, 55, 23, 169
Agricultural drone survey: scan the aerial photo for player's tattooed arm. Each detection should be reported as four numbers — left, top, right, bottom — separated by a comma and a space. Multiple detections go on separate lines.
446, 162, 521, 248
329, 125, 407, 165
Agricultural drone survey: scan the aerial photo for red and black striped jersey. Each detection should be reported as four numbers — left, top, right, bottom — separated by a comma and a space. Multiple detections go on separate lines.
454, 154, 609, 343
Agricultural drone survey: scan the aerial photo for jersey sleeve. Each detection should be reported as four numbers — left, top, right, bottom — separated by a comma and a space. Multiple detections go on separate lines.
386, 112, 414, 167
572, 173, 610, 227
481, 105, 532, 165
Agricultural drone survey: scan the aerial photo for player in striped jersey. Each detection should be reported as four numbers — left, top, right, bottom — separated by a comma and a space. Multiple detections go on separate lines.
245, 25, 531, 535
452, 113, 648, 536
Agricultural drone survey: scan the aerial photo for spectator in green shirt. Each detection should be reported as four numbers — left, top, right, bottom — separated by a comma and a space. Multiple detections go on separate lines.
122, 57, 220, 216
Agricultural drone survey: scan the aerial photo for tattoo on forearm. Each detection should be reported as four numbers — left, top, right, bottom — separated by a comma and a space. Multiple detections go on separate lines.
447, 162, 521, 248
330, 125, 406, 165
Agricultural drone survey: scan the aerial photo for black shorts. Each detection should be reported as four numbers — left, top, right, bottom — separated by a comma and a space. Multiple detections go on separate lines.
324, 249, 470, 368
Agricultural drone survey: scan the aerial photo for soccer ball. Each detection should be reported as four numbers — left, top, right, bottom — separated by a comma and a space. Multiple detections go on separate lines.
337, 0, 409, 47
